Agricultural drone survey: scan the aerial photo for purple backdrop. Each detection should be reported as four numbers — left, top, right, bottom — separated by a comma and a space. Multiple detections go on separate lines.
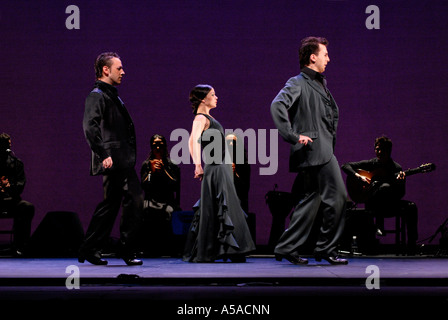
1, 1, 447, 246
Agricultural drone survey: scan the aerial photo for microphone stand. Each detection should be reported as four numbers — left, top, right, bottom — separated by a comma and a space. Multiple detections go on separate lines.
428, 217, 448, 244
425, 217, 448, 257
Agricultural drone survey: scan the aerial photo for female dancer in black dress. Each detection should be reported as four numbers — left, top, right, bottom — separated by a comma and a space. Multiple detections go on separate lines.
183, 84, 256, 262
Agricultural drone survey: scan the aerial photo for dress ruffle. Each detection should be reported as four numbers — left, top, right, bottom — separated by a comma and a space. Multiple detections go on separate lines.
183, 164, 255, 262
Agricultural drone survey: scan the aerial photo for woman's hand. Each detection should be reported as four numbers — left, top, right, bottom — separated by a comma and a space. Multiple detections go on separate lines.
194, 164, 204, 181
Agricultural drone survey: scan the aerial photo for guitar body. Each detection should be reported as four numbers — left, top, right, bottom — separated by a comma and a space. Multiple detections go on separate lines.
346, 170, 375, 203
346, 163, 435, 204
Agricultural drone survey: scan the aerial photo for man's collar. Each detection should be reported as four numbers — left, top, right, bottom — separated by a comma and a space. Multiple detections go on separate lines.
301, 66, 325, 82
95, 80, 118, 95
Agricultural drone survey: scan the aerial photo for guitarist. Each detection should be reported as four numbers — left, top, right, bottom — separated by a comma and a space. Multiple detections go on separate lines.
0, 133, 35, 256
341, 136, 418, 255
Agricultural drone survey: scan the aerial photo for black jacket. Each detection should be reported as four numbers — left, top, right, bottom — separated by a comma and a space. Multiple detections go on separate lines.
83, 81, 137, 176
270, 71, 339, 171
0, 152, 26, 203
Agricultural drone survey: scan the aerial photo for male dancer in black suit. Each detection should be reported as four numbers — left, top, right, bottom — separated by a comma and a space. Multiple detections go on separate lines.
270, 37, 348, 265
79, 52, 144, 265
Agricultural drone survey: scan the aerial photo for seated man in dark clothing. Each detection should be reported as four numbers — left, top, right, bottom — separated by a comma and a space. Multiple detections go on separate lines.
0, 133, 35, 256
140, 134, 181, 256
341, 136, 418, 255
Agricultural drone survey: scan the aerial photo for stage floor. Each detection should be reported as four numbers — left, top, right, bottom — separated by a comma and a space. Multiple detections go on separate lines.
0, 255, 447, 316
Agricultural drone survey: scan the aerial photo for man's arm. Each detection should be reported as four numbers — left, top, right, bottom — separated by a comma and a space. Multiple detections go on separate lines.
1, 159, 26, 199
83, 92, 110, 163
392, 163, 406, 200
341, 159, 373, 175
271, 77, 311, 145
341, 159, 375, 183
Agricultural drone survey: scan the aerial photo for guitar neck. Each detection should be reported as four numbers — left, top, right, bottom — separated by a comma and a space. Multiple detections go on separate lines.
402, 163, 435, 177
403, 168, 420, 177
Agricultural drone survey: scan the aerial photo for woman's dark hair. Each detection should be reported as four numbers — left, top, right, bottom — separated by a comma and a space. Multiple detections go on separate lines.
189, 84, 212, 115
147, 134, 169, 161
0, 132, 11, 152
299, 37, 328, 69
94, 52, 120, 79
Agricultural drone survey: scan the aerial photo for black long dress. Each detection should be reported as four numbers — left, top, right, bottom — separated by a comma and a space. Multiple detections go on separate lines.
183, 113, 256, 262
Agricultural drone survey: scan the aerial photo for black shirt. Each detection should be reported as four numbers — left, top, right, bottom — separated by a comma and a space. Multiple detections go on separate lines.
341, 157, 406, 203
0, 152, 26, 202
301, 67, 328, 93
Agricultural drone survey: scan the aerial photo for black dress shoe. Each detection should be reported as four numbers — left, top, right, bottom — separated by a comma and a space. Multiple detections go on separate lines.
275, 253, 308, 265
78, 255, 108, 265
315, 254, 348, 265
123, 258, 143, 266
229, 255, 246, 263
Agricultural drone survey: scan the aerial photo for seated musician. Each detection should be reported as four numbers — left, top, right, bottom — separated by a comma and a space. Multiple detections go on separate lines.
0, 133, 35, 256
341, 136, 418, 255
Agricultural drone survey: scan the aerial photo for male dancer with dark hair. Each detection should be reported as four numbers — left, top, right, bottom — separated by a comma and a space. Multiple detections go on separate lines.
79, 52, 144, 266
271, 37, 348, 265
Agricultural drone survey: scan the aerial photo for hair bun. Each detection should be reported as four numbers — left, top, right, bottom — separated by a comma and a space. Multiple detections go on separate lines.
189, 84, 212, 114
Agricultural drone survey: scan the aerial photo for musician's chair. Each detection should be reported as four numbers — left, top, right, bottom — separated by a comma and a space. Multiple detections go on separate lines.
0, 208, 15, 244
366, 206, 407, 255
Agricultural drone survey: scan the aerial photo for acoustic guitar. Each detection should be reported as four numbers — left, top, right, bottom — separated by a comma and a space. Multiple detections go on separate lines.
346, 163, 436, 203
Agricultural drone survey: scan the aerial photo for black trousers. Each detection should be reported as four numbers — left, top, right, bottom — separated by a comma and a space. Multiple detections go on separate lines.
274, 156, 347, 257
139, 206, 176, 257
79, 168, 143, 258
1, 200, 35, 250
